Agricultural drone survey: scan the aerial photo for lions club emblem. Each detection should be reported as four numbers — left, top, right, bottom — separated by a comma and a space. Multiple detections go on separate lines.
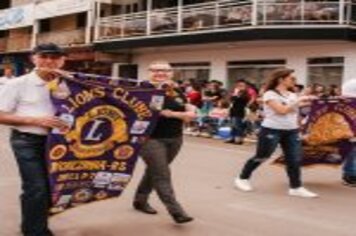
66, 105, 129, 159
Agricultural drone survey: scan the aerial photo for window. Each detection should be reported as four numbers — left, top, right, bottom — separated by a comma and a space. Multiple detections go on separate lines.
227, 59, 286, 89
133, 3, 139, 12
171, 62, 211, 84
111, 5, 123, 15
0, 0, 10, 10
76, 12, 87, 28
125, 5, 132, 13
351, 3, 356, 24
39, 19, 51, 33
0, 30, 9, 38
307, 57, 344, 87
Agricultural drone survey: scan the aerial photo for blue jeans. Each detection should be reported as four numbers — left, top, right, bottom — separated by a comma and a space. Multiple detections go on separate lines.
343, 143, 356, 177
240, 127, 302, 188
10, 130, 52, 236
201, 101, 213, 115
230, 117, 245, 138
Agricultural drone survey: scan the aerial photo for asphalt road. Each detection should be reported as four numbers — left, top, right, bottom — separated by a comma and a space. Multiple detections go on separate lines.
0, 127, 354, 236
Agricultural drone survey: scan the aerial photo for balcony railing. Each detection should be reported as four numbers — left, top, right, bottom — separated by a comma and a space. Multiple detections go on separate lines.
6, 35, 32, 52
38, 28, 86, 46
95, 0, 354, 42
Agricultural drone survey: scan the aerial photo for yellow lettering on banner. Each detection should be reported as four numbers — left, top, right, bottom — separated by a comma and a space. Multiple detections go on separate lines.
57, 173, 80, 182
80, 172, 96, 180
50, 160, 108, 173
110, 161, 127, 171
113, 88, 152, 120
67, 87, 106, 112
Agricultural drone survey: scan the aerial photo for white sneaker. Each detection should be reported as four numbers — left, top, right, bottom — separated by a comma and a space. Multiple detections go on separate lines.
288, 187, 318, 198
234, 178, 253, 192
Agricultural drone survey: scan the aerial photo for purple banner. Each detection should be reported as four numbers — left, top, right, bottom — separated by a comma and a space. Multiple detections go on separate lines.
46, 74, 164, 215
275, 98, 356, 166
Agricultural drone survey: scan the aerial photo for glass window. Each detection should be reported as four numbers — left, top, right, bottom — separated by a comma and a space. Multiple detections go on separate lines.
171, 62, 210, 84
125, 5, 132, 13
133, 3, 139, 12
227, 59, 286, 90
0, 0, 10, 10
307, 57, 344, 87
39, 19, 51, 33
76, 12, 87, 28
0, 30, 9, 38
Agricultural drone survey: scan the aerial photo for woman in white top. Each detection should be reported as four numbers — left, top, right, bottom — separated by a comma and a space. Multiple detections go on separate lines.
234, 68, 318, 198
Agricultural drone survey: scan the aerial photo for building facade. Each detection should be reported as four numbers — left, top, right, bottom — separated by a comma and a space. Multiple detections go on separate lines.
94, 0, 356, 89
0, 0, 355, 89
0, 0, 118, 75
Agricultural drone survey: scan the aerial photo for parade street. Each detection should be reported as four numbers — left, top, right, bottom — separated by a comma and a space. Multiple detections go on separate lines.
0, 127, 354, 236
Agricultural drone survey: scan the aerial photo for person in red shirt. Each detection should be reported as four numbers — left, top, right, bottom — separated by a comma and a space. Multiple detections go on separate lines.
186, 83, 202, 108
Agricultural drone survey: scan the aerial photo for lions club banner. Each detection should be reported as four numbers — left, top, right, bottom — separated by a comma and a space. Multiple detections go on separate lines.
275, 98, 356, 166
46, 73, 164, 215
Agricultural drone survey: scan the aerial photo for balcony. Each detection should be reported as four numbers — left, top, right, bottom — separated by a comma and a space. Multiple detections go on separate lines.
95, 0, 355, 42
38, 28, 86, 47
6, 34, 31, 52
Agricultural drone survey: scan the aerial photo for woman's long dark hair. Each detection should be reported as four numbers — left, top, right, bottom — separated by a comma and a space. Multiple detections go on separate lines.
264, 68, 295, 92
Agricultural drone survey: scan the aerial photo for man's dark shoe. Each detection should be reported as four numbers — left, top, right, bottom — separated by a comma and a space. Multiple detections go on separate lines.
133, 201, 158, 214
171, 213, 194, 224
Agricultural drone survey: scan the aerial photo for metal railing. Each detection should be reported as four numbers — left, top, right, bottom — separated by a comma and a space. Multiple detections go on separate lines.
95, 0, 354, 41
259, 1, 345, 25
37, 28, 86, 46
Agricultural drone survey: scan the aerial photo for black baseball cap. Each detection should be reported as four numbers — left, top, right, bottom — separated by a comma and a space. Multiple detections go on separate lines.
32, 43, 66, 56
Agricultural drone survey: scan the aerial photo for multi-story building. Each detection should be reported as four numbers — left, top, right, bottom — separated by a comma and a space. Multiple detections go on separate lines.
94, 0, 356, 89
0, 0, 117, 75
0, 0, 355, 88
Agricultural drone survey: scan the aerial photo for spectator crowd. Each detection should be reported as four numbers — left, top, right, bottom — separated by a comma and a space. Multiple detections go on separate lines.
178, 77, 342, 144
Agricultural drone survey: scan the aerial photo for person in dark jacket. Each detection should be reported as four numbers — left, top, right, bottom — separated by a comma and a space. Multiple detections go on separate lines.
133, 61, 196, 224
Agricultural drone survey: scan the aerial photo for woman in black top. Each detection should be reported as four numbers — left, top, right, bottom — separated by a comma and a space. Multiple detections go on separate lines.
133, 61, 196, 224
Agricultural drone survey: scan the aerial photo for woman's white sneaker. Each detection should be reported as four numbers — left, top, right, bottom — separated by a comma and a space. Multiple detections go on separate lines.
288, 187, 318, 198
234, 178, 253, 192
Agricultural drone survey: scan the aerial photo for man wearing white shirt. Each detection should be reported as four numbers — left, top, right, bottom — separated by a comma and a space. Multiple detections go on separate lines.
0, 43, 68, 236
342, 78, 356, 187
